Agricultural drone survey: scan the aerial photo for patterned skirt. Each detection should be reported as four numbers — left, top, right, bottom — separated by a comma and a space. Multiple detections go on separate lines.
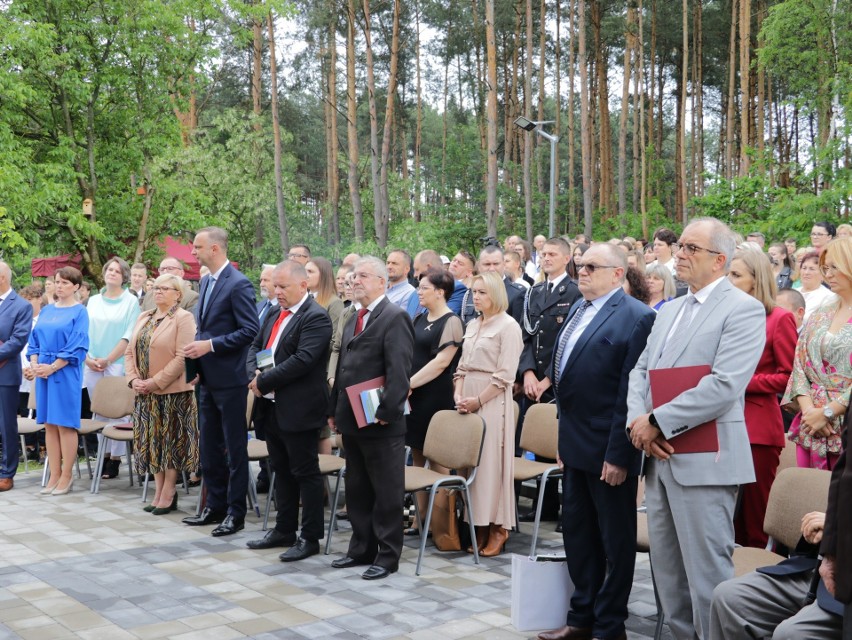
133, 391, 199, 474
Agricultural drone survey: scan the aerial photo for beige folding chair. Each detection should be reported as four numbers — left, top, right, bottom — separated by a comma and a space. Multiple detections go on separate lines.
777, 439, 797, 474
732, 466, 831, 577
88, 377, 137, 493
405, 410, 486, 576
512, 403, 561, 557
17, 389, 42, 474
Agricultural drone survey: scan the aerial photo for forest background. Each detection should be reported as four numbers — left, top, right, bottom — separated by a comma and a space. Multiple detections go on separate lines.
0, 0, 850, 286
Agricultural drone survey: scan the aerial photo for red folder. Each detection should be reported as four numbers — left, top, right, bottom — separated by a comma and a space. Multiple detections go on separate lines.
649, 365, 719, 454
345, 376, 385, 429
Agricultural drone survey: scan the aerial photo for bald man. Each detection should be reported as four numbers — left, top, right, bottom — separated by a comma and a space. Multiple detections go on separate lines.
141, 258, 199, 312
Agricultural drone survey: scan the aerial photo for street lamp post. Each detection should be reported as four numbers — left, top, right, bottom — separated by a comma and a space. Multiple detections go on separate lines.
514, 117, 559, 238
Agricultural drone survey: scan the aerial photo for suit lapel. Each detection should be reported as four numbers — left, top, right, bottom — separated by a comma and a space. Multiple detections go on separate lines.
350, 297, 387, 344
278, 298, 311, 347
563, 290, 622, 376
549, 297, 585, 381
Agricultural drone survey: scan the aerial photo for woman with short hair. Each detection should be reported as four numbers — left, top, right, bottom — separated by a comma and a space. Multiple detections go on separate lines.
454, 271, 523, 557
795, 251, 836, 324
125, 274, 199, 514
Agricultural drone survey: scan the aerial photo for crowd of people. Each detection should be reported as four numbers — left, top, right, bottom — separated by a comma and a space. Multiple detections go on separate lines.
0, 219, 850, 639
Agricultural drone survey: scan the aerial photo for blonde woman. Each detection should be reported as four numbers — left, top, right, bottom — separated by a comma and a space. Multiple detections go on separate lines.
454, 271, 523, 556
645, 264, 676, 311
727, 248, 797, 547
783, 238, 852, 470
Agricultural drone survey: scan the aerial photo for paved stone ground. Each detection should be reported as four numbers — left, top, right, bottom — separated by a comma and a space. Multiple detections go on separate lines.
0, 467, 670, 640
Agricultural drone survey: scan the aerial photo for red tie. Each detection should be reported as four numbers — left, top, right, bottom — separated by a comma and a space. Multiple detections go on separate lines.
264, 309, 292, 349
354, 308, 369, 336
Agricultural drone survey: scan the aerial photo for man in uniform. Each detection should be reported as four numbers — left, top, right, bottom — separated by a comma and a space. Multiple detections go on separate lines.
517, 237, 581, 523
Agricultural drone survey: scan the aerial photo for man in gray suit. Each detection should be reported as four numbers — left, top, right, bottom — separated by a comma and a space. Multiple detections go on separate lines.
627, 217, 766, 640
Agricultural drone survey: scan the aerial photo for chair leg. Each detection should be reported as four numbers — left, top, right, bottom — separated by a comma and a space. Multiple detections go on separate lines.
247, 468, 260, 517
142, 472, 149, 503
464, 485, 480, 566
81, 437, 93, 479
74, 455, 82, 479
127, 441, 134, 488
324, 469, 345, 555
650, 557, 666, 640
42, 457, 49, 487
529, 471, 555, 558
20, 435, 28, 474
415, 486, 439, 576
91, 443, 107, 494
263, 471, 276, 531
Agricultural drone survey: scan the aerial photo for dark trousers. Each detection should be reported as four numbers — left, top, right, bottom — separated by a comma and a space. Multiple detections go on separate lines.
341, 433, 405, 570
266, 421, 323, 542
735, 443, 782, 548
844, 601, 852, 640
0, 385, 19, 478
199, 385, 249, 519
562, 466, 637, 639
252, 398, 272, 483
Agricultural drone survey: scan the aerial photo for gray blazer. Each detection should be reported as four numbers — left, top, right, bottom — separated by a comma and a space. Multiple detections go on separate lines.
626, 278, 766, 487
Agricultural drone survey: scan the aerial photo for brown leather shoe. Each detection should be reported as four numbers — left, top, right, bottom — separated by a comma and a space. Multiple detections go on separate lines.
537, 626, 593, 640
0, 478, 13, 492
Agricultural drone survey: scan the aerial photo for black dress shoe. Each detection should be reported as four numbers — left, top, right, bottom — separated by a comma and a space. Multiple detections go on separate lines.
518, 510, 560, 523
246, 529, 296, 550
331, 556, 370, 569
211, 515, 245, 537
279, 538, 319, 562
362, 565, 393, 580
182, 507, 226, 527
555, 521, 563, 533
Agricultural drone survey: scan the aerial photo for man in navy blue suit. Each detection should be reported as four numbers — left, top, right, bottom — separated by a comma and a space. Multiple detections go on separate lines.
0, 262, 33, 492
182, 227, 259, 536
538, 244, 655, 640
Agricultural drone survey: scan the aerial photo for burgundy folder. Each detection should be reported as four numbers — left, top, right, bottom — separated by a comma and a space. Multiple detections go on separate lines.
649, 364, 719, 454
345, 376, 386, 429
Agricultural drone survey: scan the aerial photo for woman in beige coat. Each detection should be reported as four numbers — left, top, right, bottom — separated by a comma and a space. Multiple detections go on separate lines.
125, 274, 199, 515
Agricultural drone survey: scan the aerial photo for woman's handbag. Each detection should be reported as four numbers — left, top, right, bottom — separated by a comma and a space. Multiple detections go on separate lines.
430, 489, 462, 551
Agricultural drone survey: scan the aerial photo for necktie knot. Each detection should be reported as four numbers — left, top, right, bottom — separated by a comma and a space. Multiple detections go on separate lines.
264, 309, 292, 349
354, 308, 369, 335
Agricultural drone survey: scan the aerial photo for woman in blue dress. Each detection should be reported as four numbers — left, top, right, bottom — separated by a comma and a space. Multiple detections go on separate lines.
28, 267, 89, 495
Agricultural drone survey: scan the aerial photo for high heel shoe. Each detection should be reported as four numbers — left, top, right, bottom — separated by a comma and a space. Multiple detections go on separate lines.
152, 493, 178, 515
51, 480, 74, 495
466, 525, 489, 554
480, 524, 508, 557
143, 504, 157, 512
40, 484, 58, 495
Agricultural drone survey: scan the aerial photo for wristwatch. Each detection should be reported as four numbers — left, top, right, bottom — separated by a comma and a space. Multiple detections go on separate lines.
823, 406, 835, 421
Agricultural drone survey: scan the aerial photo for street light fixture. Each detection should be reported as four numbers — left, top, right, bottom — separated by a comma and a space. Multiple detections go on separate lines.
513, 117, 559, 237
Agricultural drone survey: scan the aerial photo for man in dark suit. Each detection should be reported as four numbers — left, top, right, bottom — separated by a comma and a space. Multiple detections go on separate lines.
822, 404, 852, 638
518, 237, 582, 523
252, 263, 278, 493
244, 260, 332, 561
538, 244, 655, 640
328, 256, 414, 580
182, 227, 259, 536
0, 263, 33, 492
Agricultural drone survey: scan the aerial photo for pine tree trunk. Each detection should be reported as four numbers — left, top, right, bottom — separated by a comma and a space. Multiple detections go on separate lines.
739, 0, 751, 176
346, 0, 364, 240
568, 0, 577, 231
678, 0, 688, 224
524, 0, 534, 240
591, 0, 612, 219
578, 0, 593, 236
414, 0, 423, 222
617, 6, 634, 224
725, 0, 738, 180
485, 0, 500, 237
376, 0, 401, 248
328, 12, 340, 245
268, 13, 290, 253
555, 0, 562, 233
362, 0, 383, 244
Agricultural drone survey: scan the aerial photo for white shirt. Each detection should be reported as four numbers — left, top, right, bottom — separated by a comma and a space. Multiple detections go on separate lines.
269, 293, 309, 359
558, 286, 621, 375
358, 295, 386, 332
663, 276, 726, 345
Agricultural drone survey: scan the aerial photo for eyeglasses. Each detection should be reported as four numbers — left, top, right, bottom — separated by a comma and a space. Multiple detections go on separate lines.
810, 232, 830, 237
159, 266, 182, 272
152, 286, 178, 293
287, 253, 309, 259
674, 242, 721, 256
575, 262, 619, 274
417, 285, 435, 292
352, 272, 383, 281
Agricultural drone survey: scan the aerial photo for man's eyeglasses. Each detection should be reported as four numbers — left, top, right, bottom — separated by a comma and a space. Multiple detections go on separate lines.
674, 242, 721, 256
575, 262, 619, 274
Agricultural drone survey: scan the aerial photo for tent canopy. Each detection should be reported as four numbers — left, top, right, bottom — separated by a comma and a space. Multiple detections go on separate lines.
31, 253, 82, 277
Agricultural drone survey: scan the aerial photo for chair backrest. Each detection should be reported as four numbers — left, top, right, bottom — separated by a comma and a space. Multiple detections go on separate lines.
518, 403, 558, 459
423, 410, 486, 472
777, 439, 797, 474
764, 467, 832, 549
246, 391, 256, 430
512, 400, 520, 429
90, 376, 136, 419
